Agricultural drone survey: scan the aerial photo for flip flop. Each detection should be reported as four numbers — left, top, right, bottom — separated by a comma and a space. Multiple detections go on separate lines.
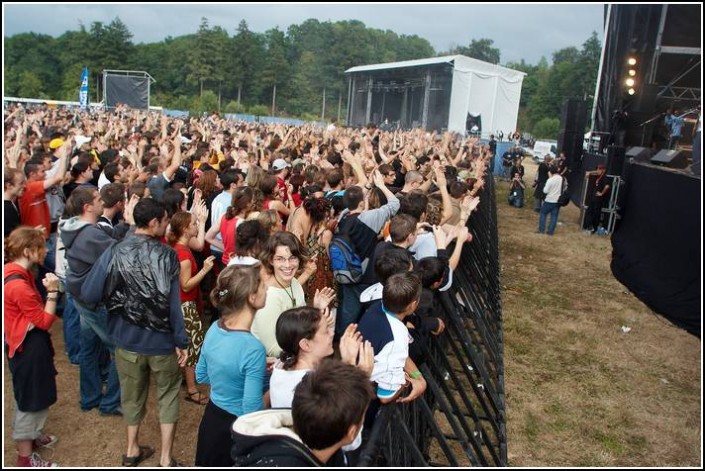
185, 391, 209, 405
122, 445, 155, 467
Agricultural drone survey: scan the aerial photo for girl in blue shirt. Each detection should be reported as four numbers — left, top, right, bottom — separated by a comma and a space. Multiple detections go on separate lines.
194, 264, 268, 467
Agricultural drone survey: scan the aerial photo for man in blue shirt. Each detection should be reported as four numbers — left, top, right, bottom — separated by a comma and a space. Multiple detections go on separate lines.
665, 109, 686, 150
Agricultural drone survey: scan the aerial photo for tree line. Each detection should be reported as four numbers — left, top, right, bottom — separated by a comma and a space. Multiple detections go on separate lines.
4, 17, 600, 138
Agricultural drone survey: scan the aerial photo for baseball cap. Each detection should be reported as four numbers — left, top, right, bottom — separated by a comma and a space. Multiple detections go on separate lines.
74, 135, 92, 148
272, 158, 290, 171
49, 138, 64, 150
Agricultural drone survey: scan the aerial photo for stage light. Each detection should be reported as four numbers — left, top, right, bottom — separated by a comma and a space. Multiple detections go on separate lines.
625, 78, 635, 87
627, 57, 637, 66
628, 88, 636, 95
628, 69, 636, 76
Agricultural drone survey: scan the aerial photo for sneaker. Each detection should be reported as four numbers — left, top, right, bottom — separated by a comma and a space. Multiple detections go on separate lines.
33, 435, 58, 450
28, 452, 58, 467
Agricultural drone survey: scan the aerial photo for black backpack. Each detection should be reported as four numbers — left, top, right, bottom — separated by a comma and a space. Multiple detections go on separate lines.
557, 177, 571, 206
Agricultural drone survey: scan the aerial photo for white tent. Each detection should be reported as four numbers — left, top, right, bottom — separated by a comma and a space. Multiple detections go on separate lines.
345, 55, 526, 135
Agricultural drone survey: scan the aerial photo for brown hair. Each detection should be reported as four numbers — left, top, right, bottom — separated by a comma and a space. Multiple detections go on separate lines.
382, 271, 422, 314
225, 186, 255, 220
210, 263, 263, 314
292, 359, 374, 450
389, 214, 417, 243
196, 169, 219, 200
261, 231, 309, 274
166, 211, 192, 246
5, 226, 46, 262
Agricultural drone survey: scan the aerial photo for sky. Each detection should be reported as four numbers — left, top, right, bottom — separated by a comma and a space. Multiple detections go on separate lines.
3, 3, 605, 66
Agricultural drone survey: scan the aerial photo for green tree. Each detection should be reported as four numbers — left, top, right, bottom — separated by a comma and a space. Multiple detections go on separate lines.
230, 20, 265, 106
88, 18, 134, 70
190, 90, 218, 114
288, 51, 320, 117
17, 71, 45, 98
532, 117, 561, 139
260, 28, 290, 114
452, 38, 500, 64
223, 100, 247, 114
4, 33, 60, 97
248, 104, 269, 116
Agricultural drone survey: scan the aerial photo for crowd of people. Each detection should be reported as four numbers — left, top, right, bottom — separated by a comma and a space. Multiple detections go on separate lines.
3, 103, 490, 467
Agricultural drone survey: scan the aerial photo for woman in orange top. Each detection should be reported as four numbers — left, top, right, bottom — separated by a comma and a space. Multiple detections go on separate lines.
4, 227, 62, 467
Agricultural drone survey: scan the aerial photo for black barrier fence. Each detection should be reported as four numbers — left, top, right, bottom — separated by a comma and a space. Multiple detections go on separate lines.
356, 173, 506, 466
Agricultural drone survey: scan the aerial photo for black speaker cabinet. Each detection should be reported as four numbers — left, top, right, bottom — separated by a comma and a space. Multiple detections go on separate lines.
606, 145, 626, 176
561, 99, 588, 133
625, 146, 652, 163
651, 149, 688, 168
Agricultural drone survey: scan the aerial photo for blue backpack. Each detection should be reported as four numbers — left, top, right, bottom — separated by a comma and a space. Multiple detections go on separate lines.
329, 216, 368, 284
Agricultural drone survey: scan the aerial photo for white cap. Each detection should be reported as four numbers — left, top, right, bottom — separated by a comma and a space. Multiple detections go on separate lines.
272, 158, 290, 171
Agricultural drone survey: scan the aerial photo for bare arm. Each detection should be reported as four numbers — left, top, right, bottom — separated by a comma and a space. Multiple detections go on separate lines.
44, 142, 70, 189
179, 256, 215, 293
163, 134, 182, 181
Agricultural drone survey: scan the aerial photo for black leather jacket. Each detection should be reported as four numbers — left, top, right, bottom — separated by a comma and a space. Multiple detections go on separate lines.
105, 233, 179, 332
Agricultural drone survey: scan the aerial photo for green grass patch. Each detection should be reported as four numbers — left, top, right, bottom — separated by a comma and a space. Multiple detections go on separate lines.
594, 431, 625, 455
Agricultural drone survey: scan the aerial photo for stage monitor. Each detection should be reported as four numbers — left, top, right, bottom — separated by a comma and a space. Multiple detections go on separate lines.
625, 146, 652, 163
651, 149, 688, 168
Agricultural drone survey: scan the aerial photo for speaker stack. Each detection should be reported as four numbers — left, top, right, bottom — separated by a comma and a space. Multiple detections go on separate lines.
558, 99, 588, 167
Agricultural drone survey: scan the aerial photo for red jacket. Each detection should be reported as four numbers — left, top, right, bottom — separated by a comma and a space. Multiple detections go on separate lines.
3, 262, 58, 358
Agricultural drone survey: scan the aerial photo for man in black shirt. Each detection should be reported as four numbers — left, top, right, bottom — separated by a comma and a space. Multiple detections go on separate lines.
4, 168, 26, 237
584, 164, 610, 233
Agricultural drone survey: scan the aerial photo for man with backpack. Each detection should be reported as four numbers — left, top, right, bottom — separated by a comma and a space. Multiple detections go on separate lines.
537, 165, 564, 236
331, 171, 399, 337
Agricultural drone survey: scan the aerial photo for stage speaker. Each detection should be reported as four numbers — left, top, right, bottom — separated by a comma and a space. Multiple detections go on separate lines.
651, 149, 688, 168
561, 99, 588, 133
625, 146, 652, 163
558, 130, 584, 164
606, 145, 626, 176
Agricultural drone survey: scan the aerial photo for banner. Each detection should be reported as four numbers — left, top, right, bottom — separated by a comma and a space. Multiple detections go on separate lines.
79, 67, 88, 110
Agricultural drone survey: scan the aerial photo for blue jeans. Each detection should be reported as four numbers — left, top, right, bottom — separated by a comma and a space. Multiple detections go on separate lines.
62, 292, 81, 364
336, 284, 369, 337
75, 302, 121, 413
538, 202, 560, 235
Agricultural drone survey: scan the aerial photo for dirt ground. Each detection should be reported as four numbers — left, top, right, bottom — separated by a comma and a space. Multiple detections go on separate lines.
3, 159, 701, 467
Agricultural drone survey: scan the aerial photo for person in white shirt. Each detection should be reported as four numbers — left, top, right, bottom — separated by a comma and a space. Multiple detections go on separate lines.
537, 165, 563, 235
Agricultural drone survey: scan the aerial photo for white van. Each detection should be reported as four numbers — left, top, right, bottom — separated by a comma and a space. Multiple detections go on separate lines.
530, 140, 557, 163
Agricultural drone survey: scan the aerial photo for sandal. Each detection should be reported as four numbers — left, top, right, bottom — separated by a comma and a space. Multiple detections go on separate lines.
160, 458, 185, 467
122, 445, 154, 467
185, 391, 209, 405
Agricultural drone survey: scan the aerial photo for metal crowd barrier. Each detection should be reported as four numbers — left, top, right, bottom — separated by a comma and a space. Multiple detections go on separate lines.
356, 172, 506, 467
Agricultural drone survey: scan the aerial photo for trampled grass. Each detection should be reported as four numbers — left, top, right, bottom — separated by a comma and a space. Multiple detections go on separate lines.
499, 161, 701, 466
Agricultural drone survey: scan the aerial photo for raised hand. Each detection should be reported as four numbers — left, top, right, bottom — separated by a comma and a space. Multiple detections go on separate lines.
312, 286, 336, 310
339, 323, 362, 366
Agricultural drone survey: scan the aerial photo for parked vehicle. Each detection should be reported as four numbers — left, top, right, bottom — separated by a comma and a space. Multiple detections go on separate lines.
528, 140, 557, 163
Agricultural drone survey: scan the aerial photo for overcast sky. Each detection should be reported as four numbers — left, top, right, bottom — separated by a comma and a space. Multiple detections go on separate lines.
4, 3, 604, 65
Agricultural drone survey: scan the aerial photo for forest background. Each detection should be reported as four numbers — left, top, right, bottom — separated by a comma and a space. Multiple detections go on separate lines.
4, 17, 601, 139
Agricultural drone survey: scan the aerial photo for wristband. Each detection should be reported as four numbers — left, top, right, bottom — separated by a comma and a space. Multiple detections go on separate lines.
410, 370, 423, 379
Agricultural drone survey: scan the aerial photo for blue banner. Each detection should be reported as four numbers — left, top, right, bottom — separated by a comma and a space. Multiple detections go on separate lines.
79, 67, 88, 110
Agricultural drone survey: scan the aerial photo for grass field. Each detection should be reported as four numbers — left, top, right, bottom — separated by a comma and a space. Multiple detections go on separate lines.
499, 161, 701, 466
